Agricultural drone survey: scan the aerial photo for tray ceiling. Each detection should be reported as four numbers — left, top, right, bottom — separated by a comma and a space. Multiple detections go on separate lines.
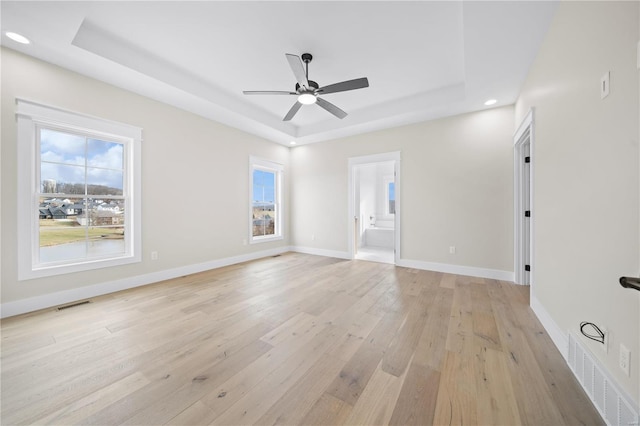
1, 1, 558, 145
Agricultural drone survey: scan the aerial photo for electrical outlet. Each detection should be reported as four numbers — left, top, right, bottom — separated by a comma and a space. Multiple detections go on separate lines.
449, 246, 456, 254
619, 344, 630, 376
151, 251, 158, 261
311, 234, 315, 241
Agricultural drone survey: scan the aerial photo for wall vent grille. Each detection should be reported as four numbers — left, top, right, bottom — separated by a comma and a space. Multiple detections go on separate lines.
567, 332, 639, 426
56, 300, 91, 310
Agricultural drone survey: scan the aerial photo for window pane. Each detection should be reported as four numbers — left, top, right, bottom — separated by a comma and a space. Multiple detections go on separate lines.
40, 129, 85, 166
388, 182, 395, 214
253, 169, 275, 202
39, 197, 88, 262
87, 139, 123, 169
39, 229, 88, 263
38, 195, 126, 263
252, 169, 276, 237
87, 168, 123, 195
41, 163, 85, 194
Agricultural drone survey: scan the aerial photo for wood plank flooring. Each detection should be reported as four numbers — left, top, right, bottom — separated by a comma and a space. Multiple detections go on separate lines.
0, 252, 602, 425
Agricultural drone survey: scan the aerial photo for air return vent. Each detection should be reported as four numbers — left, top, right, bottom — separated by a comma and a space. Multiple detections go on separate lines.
567, 332, 639, 426
56, 300, 91, 310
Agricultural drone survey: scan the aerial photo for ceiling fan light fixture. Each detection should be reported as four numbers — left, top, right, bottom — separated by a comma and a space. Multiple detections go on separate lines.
298, 92, 317, 105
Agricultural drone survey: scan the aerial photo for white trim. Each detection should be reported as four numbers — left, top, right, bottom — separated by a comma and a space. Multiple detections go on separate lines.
348, 151, 401, 264
16, 99, 142, 280
396, 258, 514, 281
1, 246, 290, 318
16, 98, 142, 140
513, 108, 535, 286
530, 293, 569, 361
290, 246, 350, 260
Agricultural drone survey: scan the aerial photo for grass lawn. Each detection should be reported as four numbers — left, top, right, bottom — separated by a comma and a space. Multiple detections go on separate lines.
39, 220, 123, 247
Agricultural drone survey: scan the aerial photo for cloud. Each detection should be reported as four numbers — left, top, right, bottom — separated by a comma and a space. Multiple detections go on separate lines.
40, 132, 124, 191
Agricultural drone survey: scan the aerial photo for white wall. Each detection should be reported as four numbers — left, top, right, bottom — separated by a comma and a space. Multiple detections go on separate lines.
291, 106, 515, 274
515, 1, 639, 404
1, 48, 290, 307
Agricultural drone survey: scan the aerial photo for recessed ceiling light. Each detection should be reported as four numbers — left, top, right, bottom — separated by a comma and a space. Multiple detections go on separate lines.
290, 141, 297, 145
5, 32, 30, 44
298, 93, 317, 105
484, 99, 497, 106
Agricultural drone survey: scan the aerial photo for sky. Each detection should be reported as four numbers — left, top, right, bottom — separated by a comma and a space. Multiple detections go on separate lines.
253, 169, 275, 203
40, 128, 124, 192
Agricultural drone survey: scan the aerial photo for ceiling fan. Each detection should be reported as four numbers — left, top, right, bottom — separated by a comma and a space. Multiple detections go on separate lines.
243, 53, 369, 121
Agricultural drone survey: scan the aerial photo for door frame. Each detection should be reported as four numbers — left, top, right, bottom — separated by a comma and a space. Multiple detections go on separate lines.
348, 151, 401, 263
514, 109, 535, 286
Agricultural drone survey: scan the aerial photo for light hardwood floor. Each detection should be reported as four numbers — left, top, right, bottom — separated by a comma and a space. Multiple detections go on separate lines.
1, 252, 602, 425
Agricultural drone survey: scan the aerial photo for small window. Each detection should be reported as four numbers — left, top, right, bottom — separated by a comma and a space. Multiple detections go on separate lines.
249, 157, 283, 243
17, 99, 142, 279
385, 179, 396, 215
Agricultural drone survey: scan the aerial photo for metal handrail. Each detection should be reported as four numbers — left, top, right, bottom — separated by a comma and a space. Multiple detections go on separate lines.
619, 276, 640, 292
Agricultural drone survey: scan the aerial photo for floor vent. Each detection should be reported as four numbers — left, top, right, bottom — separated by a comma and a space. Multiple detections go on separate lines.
271, 254, 281, 257
56, 300, 91, 311
567, 332, 639, 426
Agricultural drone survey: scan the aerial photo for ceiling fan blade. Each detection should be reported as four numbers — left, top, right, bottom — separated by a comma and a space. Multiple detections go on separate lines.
285, 53, 309, 89
243, 91, 297, 95
283, 101, 303, 121
317, 77, 369, 95
316, 97, 347, 119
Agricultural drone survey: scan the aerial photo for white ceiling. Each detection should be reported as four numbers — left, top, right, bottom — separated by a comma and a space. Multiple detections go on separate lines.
1, 1, 558, 146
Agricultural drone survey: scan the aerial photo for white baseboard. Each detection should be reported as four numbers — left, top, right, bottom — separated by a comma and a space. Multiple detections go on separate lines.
289, 246, 350, 260
530, 293, 569, 361
0, 246, 290, 318
396, 258, 515, 282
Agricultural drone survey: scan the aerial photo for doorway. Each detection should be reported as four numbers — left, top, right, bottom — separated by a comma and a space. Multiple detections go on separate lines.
348, 152, 401, 264
514, 110, 534, 285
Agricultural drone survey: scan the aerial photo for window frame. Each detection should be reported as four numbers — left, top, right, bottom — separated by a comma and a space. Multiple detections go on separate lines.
17, 99, 142, 280
248, 156, 283, 244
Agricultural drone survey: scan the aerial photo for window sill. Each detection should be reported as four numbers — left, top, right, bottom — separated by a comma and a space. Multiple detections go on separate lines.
250, 235, 283, 245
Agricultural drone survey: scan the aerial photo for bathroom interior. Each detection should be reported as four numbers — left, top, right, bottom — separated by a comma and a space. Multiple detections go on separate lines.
354, 161, 396, 264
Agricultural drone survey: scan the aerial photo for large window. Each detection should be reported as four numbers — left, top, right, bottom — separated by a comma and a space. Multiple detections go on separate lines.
249, 157, 283, 243
17, 99, 142, 279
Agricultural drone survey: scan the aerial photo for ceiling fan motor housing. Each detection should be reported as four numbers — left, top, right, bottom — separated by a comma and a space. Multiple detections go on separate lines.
295, 80, 319, 92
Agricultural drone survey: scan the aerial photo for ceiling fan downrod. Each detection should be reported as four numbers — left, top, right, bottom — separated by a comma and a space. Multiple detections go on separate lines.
301, 53, 312, 81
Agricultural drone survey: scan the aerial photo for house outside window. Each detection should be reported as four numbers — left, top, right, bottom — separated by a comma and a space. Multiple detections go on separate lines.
17, 99, 142, 279
249, 157, 283, 243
